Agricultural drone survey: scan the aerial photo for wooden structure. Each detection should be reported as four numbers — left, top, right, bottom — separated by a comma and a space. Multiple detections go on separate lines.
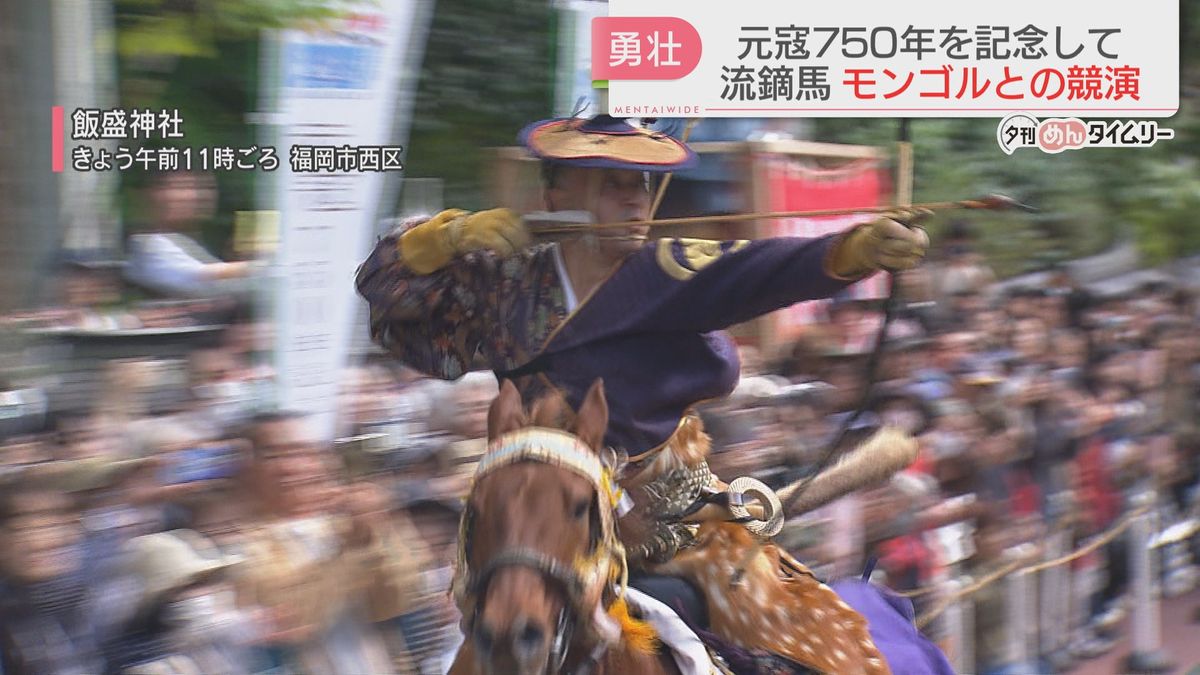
487, 139, 888, 357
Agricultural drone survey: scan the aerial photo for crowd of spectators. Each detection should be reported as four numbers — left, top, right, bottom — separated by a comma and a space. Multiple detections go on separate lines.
2, 223, 1198, 675
708, 238, 1200, 674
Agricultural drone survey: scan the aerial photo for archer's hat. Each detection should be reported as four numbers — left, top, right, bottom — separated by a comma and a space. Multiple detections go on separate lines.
518, 115, 698, 172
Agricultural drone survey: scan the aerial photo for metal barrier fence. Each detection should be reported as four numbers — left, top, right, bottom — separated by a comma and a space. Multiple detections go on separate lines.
909, 490, 1194, 674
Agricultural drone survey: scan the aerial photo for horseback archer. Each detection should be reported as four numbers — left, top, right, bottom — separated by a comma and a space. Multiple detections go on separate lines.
356, 114, 937, 673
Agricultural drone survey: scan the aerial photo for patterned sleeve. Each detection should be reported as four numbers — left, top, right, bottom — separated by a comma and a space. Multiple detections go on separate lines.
354, 220, 539, 380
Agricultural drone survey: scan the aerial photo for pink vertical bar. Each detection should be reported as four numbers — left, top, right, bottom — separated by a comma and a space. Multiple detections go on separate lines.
51, 106, 64, 172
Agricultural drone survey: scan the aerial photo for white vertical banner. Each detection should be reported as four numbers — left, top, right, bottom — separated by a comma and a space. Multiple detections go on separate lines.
53, 0, 120, 252
265, 1, 420, 439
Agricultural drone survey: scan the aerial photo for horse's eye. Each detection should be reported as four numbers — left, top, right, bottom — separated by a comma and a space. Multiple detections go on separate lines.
572, 500, 590, 519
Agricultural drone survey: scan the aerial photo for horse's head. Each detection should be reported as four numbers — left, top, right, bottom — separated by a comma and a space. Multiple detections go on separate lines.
453, 379, 625, 675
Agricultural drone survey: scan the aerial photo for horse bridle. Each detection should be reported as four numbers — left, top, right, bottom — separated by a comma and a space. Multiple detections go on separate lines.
453, 427, 630, 673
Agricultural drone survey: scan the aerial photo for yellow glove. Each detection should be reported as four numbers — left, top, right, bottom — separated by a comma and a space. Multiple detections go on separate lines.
828, 208, 932, 278
398, 208, 530, 274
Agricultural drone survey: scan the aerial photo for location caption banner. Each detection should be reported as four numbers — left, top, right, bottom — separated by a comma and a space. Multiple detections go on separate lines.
599, 0, 1178, 118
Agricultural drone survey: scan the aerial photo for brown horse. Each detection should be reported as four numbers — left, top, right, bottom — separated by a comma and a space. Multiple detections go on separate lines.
448, 379, 683, 675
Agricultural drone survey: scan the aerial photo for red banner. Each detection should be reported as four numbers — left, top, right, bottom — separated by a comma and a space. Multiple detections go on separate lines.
764, 157, 891, 335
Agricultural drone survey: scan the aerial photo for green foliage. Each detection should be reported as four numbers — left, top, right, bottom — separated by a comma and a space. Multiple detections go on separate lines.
402, 0, 556, 209
816, 0, 1200, 276
113, 0, 365, 252
814, 112, 1200, 277
115, 0, 355, 58
1122, 157, 1200, 264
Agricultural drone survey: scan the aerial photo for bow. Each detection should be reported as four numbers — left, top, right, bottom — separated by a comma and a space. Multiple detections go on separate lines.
779, 120, 1034, 512
780, 119, 916, 512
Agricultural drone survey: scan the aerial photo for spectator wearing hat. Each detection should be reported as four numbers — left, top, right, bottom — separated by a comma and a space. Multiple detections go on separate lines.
815, 345, 873, 414
952, 360, 1006, 419
877, 335, 929, 388
869, 384, 935, 439
103, 529, 250, 674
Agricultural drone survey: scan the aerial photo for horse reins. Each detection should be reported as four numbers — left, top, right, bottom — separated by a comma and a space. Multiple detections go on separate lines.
453, 428, 631, 674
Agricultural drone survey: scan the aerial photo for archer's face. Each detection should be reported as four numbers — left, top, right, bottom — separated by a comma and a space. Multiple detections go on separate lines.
546, 167, 651, 258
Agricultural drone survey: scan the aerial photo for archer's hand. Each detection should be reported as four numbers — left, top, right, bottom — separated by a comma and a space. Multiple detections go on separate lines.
399, 208, 530, 274
829, 209, 932, 277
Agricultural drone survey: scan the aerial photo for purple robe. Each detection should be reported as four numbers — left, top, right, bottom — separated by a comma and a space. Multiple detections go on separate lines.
830, 579, 957, 675
356, 229, 860, 455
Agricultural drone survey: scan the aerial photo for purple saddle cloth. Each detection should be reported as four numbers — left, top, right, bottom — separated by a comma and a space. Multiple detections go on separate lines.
829, 578, 957, 675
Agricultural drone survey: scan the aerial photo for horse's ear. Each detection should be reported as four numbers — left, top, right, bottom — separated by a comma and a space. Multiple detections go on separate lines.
488, 379, 527, 441
573, 379, 608, 451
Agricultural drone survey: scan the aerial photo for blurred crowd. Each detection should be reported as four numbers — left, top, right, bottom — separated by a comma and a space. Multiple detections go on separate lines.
709, 228, 1200, 674
2, 215, 1199, 675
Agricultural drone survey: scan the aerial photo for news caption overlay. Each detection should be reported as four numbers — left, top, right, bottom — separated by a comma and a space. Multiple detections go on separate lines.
596, 0, 1178, 119
51, 107, 405, 174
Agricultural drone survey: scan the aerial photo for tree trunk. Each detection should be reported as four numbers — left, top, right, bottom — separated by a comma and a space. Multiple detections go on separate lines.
0, 0, 60, 316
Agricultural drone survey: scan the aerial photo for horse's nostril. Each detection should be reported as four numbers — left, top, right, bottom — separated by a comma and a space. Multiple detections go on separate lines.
514, 623, 546, 653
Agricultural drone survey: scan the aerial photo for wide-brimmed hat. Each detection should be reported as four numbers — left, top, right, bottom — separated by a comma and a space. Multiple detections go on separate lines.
867, 385, 936, 436
122, 529, 240, 611
519, 115, 698, 172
